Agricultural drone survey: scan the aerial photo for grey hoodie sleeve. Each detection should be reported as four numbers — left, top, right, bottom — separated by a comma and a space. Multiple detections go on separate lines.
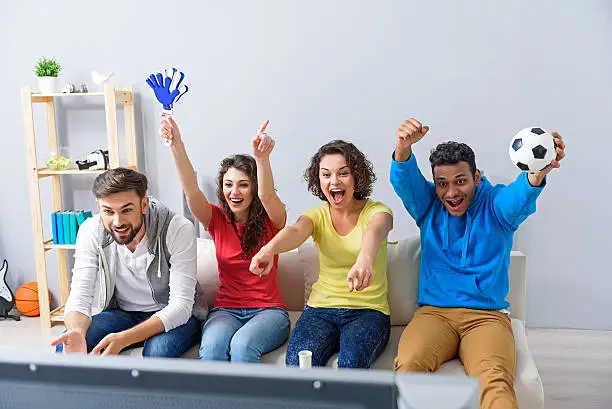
153, 215, 197, 331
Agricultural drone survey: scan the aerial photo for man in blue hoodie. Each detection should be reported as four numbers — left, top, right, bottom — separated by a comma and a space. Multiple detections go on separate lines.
390, 118, 565, 409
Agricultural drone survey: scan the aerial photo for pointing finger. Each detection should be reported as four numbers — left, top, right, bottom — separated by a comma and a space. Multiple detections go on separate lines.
257, 120, 269, 135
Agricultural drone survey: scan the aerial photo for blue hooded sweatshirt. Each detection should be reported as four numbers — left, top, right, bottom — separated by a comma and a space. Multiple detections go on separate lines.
390, 153, 545, 311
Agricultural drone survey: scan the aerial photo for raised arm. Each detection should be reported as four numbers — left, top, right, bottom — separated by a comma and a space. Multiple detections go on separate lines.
252, 120, 286, 230
347, 211, 393, 292
493, 131, 566, 230
249, 215, 314, 276
161, 116, 212, 228
390, 118, 436, 225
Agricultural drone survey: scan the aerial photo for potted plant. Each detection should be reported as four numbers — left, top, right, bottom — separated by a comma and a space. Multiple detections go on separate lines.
34, 57, 62, 94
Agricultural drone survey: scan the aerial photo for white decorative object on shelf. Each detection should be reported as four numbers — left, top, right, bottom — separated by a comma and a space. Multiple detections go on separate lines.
60, 84, 74, 93
91, 71, 114, 86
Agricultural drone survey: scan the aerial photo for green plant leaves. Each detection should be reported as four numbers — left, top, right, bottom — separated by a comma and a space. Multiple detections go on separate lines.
34, 57, 62, 77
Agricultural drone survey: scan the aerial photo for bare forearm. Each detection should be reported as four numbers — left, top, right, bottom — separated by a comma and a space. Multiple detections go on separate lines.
64, 311, 91, 336
360, 227, 387, 261
394, 144, 412, 162
256, 157, 275, 201
360, 213, 393, 261
119, 316, 165, 347
170, 139, 201, 197
266, 225, 310, 254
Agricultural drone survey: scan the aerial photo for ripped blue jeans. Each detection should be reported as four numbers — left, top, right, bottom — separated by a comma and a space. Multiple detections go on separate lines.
285, 306, 390, 368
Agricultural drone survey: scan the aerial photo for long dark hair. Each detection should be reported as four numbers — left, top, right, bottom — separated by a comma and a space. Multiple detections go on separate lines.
216, 154, 267, 258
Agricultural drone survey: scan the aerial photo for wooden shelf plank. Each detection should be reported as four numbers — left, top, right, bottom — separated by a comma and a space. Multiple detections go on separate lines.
50, 305, 65, 324
31, 91, 129, 104
44, 239, 76, 251
37, 168, 106, 177
50, 304, 65, 315
50, 314, 64, 323
33, 92, 105, 97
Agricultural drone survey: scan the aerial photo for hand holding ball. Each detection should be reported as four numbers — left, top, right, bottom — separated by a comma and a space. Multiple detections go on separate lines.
509, 127, 557, 172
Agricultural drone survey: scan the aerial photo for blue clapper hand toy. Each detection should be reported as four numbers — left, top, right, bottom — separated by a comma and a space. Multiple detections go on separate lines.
146, 68, 189, 146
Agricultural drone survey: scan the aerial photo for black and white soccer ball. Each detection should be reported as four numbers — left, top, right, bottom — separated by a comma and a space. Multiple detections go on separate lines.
508, 127, 556, 172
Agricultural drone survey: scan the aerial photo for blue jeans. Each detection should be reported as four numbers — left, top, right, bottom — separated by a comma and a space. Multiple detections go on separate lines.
286, 307, 390, 368
55, 309, 201, 357
199, 307, 290, 363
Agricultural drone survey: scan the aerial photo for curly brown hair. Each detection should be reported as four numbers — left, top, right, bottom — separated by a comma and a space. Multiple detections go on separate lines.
304, 140, 376, 201
216, 154, 268, 258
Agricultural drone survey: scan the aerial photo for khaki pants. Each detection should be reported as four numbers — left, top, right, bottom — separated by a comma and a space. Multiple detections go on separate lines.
394, 306, 517, 409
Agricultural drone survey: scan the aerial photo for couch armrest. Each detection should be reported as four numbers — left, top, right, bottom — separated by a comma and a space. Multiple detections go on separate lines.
507, 251, 527, 322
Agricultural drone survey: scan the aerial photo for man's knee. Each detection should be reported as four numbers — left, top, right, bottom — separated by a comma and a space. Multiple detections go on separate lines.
472, 360, 515, 387
142, 336, 176, 358
394, 348, 437, 372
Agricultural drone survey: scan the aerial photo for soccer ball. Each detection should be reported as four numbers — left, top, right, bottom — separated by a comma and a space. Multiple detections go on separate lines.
508, 127, 556, 172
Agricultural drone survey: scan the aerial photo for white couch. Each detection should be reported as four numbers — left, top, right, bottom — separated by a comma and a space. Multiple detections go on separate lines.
126, 236, 544, 409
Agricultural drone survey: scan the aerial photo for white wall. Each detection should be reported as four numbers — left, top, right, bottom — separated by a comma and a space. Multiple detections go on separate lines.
1, 0, 610, 329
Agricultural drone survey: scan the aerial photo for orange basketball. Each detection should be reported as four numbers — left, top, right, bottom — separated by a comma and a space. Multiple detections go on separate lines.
15, 282, 52, 317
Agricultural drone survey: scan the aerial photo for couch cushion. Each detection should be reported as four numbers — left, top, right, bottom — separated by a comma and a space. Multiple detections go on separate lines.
385, 238, 421, 326
276, 251, 305, 311
297, 240, 318, 309
195, 238, 220, 308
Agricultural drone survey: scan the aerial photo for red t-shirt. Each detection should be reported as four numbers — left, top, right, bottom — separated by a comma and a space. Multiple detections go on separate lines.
206, 204, 286, 309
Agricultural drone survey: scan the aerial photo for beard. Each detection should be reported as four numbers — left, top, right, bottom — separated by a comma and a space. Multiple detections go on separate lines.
107, 217, 144, 245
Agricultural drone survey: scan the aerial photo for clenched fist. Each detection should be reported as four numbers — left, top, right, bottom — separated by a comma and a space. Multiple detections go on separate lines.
394, 118, 430, 162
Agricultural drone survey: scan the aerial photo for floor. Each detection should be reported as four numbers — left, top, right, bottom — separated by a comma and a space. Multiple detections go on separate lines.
525, 327, 612, 409
0, 317, 611, 409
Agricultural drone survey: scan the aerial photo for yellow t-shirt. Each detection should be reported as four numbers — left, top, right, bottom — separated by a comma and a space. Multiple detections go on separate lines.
302, 199, 392, 315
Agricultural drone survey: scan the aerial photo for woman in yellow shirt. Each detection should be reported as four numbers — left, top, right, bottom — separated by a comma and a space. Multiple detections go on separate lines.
250, 140, 393, 368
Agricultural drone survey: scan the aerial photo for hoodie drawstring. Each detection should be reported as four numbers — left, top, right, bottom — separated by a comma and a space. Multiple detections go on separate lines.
157, 236, 162, 278
461, 213, 472, 267
442, 212, 449, 251
442, 208, 472, 267
98, 246, 108, 309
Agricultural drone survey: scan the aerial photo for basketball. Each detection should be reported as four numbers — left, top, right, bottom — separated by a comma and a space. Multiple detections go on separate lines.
15, 282, 51, 317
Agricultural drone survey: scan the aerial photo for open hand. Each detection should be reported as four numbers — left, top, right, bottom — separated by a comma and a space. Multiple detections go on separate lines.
50, 330, 87, 354
252, 120, 275, 160
395, 118, 430, 162
90, 332, 128, 356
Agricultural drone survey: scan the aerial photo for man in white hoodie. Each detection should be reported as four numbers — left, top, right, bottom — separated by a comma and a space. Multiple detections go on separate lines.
52, 167, 205, 357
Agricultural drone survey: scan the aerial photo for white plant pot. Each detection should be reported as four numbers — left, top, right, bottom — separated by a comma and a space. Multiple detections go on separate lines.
37, 76, 57, 94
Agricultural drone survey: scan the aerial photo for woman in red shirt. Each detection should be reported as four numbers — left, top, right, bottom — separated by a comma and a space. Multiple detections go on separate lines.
160, 117, 289, 363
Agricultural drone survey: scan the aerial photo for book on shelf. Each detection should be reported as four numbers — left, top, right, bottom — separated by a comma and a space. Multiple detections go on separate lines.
51, 210, 93, 245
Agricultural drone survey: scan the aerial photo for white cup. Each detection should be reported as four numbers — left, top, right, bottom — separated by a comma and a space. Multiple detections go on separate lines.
298, 350, 312, 369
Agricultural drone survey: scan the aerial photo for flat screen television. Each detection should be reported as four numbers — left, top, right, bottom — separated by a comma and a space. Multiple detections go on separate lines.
0, 350, 478, 409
